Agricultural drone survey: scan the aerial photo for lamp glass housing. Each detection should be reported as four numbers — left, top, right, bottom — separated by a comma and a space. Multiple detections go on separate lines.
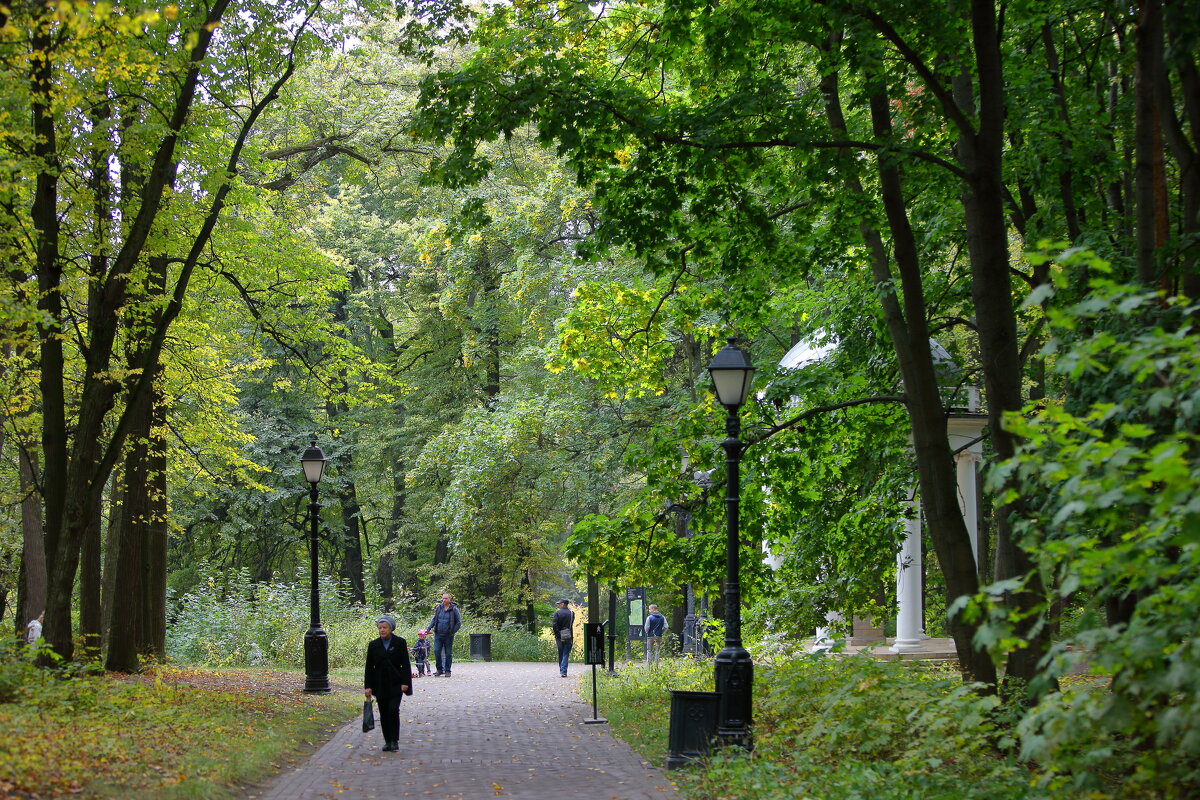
300, 441, 327, 484
707, 341, 755, 408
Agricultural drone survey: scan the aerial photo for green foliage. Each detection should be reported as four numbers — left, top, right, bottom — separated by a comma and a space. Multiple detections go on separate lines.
601, 654, 1033, 800
0, 638, 51, 705
978, 254, 1200, 796
485, 622, 558, 663
591, 657, 711, 757
167, 565, 393, 669
166, 565, 556, 668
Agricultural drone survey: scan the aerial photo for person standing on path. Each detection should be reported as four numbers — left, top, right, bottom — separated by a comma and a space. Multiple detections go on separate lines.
427, 592, 462, 677
644, 604, 666, 665
364, 615, 411, 752
551, 599, 575, 677
412, 629, 431, 677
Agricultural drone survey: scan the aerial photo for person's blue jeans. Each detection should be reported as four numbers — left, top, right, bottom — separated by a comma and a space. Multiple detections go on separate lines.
434, 634, 454, 674
557, 638, 572, 676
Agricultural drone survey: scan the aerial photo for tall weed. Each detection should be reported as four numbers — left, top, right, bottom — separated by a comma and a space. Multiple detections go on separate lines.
166, 565, 555, 668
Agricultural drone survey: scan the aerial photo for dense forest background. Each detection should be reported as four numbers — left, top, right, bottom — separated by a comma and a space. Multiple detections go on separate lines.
0, 0, 1198, 788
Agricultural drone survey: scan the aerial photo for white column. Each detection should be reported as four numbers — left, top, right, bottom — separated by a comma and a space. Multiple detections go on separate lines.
955, 450, 980, 568
947, 412, 987, 574
891, 498, 923, 653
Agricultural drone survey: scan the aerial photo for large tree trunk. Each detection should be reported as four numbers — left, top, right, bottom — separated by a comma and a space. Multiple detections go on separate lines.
141, 392, 168, 659
958, 0, 1050, 687
1154, 2, 1200, 297
106, 404, 151, 673
101, 471, 123, 654
337, 473, 366, 605
18, 450, 46, 637
1134, 0, 1171, 289
376, 446, 408, 608
36, 1, 234, 663
78, 499, 103, 660
820, 61, 996, 686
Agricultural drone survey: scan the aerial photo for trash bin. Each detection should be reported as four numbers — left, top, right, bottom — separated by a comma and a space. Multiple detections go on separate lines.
469, 632, 492, 661
665, 690, 720, 769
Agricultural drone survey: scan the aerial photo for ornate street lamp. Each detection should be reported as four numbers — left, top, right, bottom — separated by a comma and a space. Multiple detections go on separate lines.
300, 439, 331, 694
707, 339, 754, 748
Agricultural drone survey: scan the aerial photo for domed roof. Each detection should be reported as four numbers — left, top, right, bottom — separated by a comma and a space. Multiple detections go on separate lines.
778, 333, 837, 369
780, 333, 961, 384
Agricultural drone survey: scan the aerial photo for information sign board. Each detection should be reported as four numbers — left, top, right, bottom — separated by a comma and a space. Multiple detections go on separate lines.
626, 587, 646, 641
584, 622, 607, 665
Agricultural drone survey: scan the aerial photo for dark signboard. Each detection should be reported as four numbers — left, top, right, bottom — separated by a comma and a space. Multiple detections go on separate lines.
626, 587, 646, 641
584, 622, 607, 665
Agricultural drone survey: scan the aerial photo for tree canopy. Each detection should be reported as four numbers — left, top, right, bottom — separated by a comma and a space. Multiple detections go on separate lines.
1, 0, 1198, 791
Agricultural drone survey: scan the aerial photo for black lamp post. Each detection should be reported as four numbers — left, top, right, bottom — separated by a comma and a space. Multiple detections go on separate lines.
707, 339, 755, 748
300, 439, 331, 694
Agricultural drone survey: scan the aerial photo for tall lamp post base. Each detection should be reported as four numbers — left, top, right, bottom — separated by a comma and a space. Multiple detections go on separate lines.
713, 644, 753, 749
303, 626, 331, 694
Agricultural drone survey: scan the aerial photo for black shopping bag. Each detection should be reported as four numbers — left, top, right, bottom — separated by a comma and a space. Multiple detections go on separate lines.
362, 700, 375, 732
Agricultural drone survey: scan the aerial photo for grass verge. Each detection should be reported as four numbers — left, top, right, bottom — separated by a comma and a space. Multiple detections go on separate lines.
0, 665, 357, 799
595, 655, 1042, 800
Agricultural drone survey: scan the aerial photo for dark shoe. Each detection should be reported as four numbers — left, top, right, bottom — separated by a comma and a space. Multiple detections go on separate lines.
434, 672, 443, 677
444, 672, 451, 677
382, 741, 398, 752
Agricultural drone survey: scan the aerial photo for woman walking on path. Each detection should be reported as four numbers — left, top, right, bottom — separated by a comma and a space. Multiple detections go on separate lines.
364, 615, 411, 752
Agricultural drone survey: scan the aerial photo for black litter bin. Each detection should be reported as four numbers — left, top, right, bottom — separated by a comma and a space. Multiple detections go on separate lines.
469, 632, 492, 661
665, 690, 720, 769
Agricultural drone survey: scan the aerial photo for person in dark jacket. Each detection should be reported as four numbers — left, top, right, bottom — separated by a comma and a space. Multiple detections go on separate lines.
427, 592, 462, 676
551, 599, 575, 677
644, 604, 667, 666
364, 615, 411, 752
412, 629, 431, 677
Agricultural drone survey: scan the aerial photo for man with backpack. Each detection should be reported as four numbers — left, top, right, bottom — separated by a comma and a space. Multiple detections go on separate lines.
644, 604, 666, 666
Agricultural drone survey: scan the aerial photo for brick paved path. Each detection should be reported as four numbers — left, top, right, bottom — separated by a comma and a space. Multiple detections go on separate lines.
249, 661, 679, 800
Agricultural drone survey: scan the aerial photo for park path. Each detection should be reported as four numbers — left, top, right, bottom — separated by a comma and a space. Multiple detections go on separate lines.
247, 661, 679, 800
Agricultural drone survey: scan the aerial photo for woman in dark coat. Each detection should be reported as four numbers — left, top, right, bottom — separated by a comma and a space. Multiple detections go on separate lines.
364, 615, 412, 752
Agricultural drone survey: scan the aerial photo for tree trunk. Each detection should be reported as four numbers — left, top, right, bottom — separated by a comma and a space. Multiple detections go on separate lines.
78, 499, 103, 660
141, 393, 168, 659
101, 471, 123, 654
434, 530, 451, 566
959, 0, 1050, 687
1134, 0, 1171, 288
338, 473, 366, 605
376, 448, 407, 608
18, 450, 46, 638
820, 60, 996, 686
105, 393, 152, 673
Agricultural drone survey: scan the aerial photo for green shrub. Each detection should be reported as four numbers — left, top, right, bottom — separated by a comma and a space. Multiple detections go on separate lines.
992, 265, 1200, 797
600, 654, 1035, 800
0, 638, 50, 704
166, 565, 556, 668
